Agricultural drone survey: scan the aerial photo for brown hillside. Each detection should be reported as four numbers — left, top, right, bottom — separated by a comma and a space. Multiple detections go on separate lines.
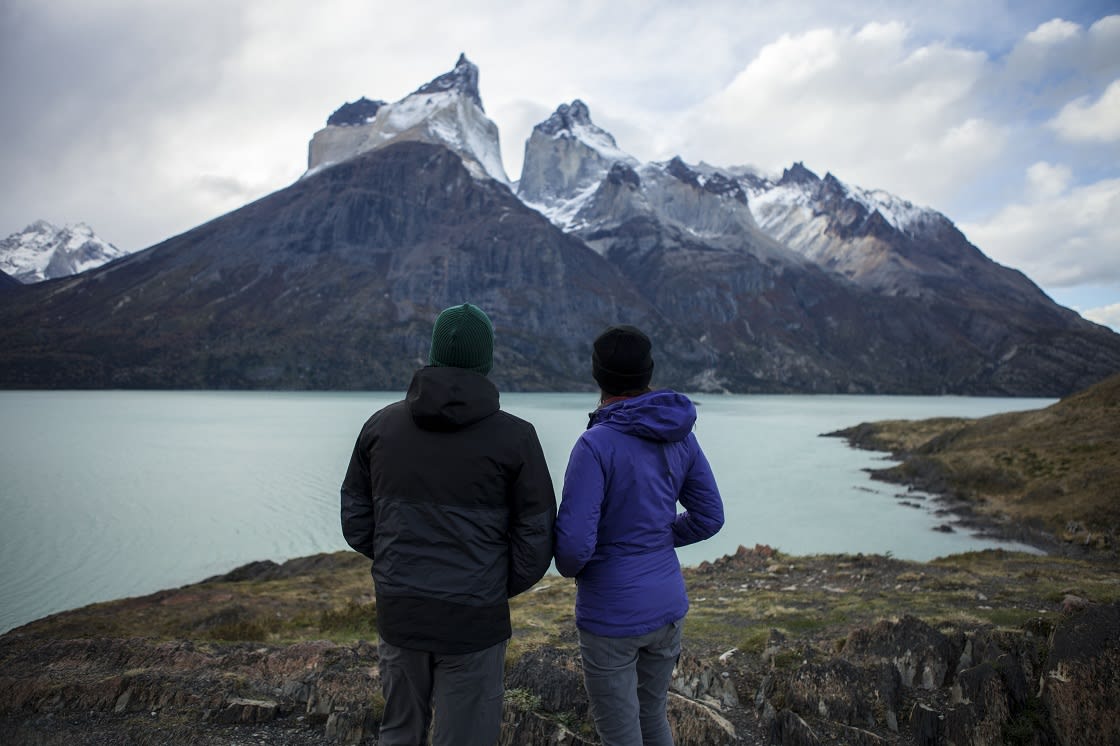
833, 372, 1120, 553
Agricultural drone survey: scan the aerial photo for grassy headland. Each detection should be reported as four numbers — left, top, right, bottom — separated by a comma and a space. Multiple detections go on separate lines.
829, 372, 1120, 555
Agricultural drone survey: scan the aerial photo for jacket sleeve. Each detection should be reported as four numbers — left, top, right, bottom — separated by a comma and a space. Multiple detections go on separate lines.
672, 437, 724, 547
507, 425, 557, 597
554, 436, 604, 577
340, 428, 375, 560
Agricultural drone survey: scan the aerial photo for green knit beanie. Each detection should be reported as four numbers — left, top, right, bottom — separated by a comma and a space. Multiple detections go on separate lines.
428, 303, 494, 375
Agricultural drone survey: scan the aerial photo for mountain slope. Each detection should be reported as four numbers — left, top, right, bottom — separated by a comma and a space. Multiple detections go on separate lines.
0, 142, 706, 390
0, 268, 20, 292
0, 220, 127, 283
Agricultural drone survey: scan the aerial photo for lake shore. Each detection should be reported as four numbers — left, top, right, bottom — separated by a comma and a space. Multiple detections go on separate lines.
824, 372, 1119, 561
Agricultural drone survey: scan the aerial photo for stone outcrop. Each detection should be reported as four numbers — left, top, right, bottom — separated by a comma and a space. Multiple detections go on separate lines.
1040, 602, 1120, 746
3, 605, 1116, 744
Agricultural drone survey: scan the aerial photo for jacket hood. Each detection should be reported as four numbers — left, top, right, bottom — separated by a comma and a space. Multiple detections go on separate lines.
589, 390, 696, 442
407, 366, 500, 431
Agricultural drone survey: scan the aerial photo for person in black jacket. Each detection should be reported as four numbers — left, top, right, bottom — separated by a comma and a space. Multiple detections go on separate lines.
341, 303, 557, 746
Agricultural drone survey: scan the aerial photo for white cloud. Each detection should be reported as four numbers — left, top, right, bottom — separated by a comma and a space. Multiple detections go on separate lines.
668, 22, 1001, 209
1083, 302, 1120, 332
960, 170, 1120, 288
1026, 161, 1074, 200
1048, 79, 1120, 142
1023, 18, 1081, 45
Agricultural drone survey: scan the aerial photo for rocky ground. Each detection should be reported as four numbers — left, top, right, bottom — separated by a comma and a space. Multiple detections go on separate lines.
1, 544, 1117, 745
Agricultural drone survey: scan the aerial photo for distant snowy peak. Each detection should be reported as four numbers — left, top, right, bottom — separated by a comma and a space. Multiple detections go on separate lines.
0, 220, 126, 283
749, 162, 935, 236
306, 54, 508, 184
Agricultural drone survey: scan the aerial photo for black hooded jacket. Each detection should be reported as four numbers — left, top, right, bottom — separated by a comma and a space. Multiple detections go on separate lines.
341, 366, 556, 653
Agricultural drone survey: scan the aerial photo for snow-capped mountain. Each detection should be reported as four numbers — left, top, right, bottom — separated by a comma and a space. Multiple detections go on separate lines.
305, 54, 508, 184
518, 101, 792, 261
0, 220, 126, 283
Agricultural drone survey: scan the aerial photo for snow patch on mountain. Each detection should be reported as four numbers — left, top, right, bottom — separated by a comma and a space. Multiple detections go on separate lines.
306, 54, 508, 184
744, 164, 932, 236
0, 220, 126, 283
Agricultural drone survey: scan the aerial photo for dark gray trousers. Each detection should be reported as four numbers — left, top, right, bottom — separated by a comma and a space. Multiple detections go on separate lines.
377, 638, 508, 746
578, 619, 683, 746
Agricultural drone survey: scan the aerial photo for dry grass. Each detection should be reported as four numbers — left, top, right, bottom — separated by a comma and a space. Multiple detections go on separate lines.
854, 373, 1120, 544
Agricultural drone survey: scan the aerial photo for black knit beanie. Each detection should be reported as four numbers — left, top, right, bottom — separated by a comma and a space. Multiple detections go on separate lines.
428, 303, 494, 375
592, 325, 654, 395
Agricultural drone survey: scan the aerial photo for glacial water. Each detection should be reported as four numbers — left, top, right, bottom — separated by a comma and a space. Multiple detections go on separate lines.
0, 390, 1053, 634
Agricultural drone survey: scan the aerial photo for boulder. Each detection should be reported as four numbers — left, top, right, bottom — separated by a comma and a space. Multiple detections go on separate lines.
1041, 603, 1120, 746
785, 659, 901, 731
505, 645, 588, 719
845, 615, 959, 689
672, 653, 739, 710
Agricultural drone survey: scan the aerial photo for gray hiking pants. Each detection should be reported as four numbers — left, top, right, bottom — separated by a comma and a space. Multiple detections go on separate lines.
377, 637, 507, 746
578, 619, 683, 746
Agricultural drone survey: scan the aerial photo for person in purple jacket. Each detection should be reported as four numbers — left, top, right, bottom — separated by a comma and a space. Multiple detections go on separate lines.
555, 324, 725, 746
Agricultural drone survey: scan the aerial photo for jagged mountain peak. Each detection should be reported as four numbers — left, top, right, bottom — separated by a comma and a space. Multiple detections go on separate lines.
537, 99, 594, 136
779, 162, 820, 186
666, 156, 701, 187
517, 99, 637, 211
412, 53, 483, 111
306, 53, 507, 184
531, 99, 630, 160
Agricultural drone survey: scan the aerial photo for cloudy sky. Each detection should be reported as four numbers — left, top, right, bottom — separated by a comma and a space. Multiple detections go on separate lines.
2, 0, 1118, 329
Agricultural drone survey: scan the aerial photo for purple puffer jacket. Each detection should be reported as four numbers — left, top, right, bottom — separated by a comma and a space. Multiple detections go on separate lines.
554, 390, 724, 637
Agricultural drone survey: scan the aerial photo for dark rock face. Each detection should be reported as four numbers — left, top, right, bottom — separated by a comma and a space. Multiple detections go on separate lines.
607, 162, 641, 189
667, 156, 703, 189
505, 645, 587, 720
412, 52, 483, 110
845, 615, 959, 690
326, 97, 385, 126
779, 161, 821, 187
702, 172, 748, 204
0, 269, 19, 291
536, 99, 594, 136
